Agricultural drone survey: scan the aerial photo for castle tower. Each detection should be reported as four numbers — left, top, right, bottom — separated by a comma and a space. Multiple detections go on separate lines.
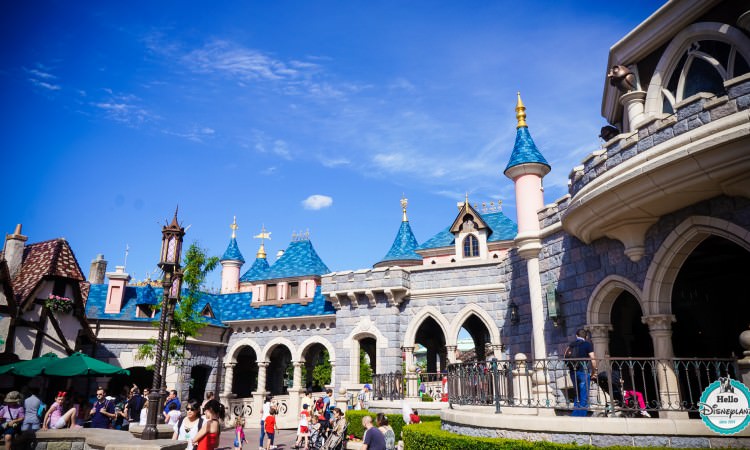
504, 93, 551, 360
374, 196, 422, 268
220, 217, 245, 294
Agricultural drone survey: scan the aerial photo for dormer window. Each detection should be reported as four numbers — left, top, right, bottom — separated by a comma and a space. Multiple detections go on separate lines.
136, 305, 152, 318
463, 235, 479, 258
288, 282, 299, 299
201, 304, 215, 318
266, 284, 277, 301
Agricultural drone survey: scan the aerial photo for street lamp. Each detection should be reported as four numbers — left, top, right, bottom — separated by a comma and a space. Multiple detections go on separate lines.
142, 208, 185, 440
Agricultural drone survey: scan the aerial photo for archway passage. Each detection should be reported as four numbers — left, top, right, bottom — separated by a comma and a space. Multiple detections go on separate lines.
359, 337, 376, 380
189, 364, 211, 402
415, 317, 447, 374
609, 292, 653, 358
457, 314, 492, 362
233, 347, 258, 398
672, 236, 750, 358
267, 345, 292, 395
302, 343, 330, 390
109, 366, 152, 399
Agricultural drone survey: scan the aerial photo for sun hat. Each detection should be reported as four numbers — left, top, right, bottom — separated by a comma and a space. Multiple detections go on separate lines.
364, 384, 372, 390
4, 391, 21, 403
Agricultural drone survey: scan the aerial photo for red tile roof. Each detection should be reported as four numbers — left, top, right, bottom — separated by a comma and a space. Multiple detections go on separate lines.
12, 239, 87, 305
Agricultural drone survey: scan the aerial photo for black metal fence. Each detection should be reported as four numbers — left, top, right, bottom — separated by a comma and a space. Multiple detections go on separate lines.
447, 357, 739, 416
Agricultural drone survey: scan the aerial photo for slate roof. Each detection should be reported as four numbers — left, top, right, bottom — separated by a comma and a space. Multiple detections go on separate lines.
377, 221, 421, 265
504, 126, 550, 174
86, 284, 334, 325
8, 239, 88, 306
416, 211, 518, 250
240, 257, 271, 282
264, 240, 330, 281
220, 237, 245, 263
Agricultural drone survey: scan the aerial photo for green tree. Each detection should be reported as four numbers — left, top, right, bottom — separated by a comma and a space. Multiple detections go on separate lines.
312, 349, 332, 388
359, 349, 373, 383
137, 242, 219, 366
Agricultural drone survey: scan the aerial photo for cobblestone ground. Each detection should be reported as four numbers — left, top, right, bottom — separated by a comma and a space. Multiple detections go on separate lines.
218, 426, 297, 450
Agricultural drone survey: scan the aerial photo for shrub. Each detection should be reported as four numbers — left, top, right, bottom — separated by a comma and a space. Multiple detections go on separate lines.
343, 410, 439, 440
421, 393, 434, 402
402, 421, 675, 450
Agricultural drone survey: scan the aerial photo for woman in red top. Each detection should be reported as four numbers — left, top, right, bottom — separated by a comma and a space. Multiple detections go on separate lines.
193, 400, 225, 450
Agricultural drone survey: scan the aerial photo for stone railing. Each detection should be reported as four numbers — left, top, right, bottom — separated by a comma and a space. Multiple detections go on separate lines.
30, 427, 183, 450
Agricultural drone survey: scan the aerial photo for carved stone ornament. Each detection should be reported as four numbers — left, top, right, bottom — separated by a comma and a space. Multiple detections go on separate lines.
607, 65, 636, 93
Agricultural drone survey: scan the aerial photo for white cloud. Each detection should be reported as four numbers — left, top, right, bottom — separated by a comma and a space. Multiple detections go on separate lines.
92, 90, 158, 126
260, 166, 277, 175
183, 39, 300, 82
25, 66, 61, 91
302, 195, 333, 210
319, 157, 350, 168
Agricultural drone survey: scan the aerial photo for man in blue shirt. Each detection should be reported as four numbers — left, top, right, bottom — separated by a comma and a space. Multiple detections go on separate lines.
568, 329, 597, 417
361, 415, 386, 450
162, 390, 181, 423
89, 388, 115, 429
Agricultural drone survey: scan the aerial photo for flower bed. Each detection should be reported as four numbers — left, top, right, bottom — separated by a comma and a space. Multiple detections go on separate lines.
45, 294, 73, 313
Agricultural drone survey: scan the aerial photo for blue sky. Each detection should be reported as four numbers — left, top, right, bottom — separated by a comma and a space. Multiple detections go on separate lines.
1, 1, 664, 290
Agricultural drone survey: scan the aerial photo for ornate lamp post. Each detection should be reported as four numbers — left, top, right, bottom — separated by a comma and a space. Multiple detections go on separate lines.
142, 209, 185, 440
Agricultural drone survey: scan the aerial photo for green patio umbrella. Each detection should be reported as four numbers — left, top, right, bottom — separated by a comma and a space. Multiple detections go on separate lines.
42, 352, 130, 377
0, 353, 60, 377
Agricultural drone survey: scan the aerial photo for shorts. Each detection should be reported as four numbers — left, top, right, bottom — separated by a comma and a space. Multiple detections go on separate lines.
299, 426, 309, 433
3, 426, 16, 437
265, 432, 275, 442
50, 417, 67, 429
21, 423, 40, 432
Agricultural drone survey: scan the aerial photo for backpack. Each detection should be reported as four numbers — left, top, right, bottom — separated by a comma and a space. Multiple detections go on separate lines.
314, 397, 325, 413
563, 339, 586, 370
177, 416, 203, 435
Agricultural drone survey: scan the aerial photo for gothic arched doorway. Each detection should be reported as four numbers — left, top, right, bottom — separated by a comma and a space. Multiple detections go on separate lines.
233, 347, 258, 398
609, 292, 653, 358
415, 317, 447, 374
267, 345, 293, 395
457, 314, 491, 363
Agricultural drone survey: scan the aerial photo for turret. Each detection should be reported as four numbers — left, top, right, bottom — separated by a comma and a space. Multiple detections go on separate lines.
220, 217, 245, 294
374, 196, 422, 268
504, 93, 551, 246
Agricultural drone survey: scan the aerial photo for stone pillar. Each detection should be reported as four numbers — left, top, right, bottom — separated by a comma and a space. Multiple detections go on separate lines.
643, 314, 686, 419
620, 90, 648, 131
445, 345, 458, 364
222, 363, 236, 399
89, 254, 107, 285
292, 361, 303, 390
525, 255, 546, 361
737, 327, 750, 387
512, 353, 532, 406
492, 344, 505, 360
4, 224, 27, 280
252, 361, 269, 424
587, 324, 612, 370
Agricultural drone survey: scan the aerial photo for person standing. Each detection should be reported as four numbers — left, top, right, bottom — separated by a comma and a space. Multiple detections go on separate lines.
263, 407, 278, 450
172, 399, 203, 450
259, 395, 272, 450
124, 386, 145, 425
376, 413, 395, 450
567, 329, 597, 417
360, 415, 385, 450
89, 387, 115, 429
163, 390, 182, 423
192, 399, 224, 450
21, 387, 42, 432
356, 384, 371, 410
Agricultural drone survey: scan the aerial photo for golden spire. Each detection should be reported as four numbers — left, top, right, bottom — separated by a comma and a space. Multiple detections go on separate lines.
401, 195, 408, 222
515, 92, 527, 128
230, 216, 238, 239
253, 225, 271, 259
465, 192, 469, 206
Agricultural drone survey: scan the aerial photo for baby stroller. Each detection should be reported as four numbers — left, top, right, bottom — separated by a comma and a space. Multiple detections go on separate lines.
321, 420, 348, 450
308, 424, 328, 450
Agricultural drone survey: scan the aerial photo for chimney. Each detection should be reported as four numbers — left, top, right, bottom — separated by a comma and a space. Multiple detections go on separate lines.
104, 266, 130, 314
89, 254, 108, 284
4, 224, 28, 280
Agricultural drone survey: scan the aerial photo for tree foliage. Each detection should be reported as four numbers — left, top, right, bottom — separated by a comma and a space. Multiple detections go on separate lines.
137, 242, 219, 366
359, 349, 373, 383
312, 349, 332, 388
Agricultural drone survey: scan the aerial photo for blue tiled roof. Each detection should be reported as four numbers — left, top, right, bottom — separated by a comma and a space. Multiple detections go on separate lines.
240, 257, 271, 282
86, 284, 334, 325
504, 126, 550, 174
218, 286, 335, 321
378, 221, 421, 264
221, 237, 245, 263
264, 240, 330, 280
416, 211, 518, 250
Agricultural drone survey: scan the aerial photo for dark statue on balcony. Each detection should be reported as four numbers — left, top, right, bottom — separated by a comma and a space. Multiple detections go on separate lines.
608, 65, 636, 93
599, 125, 620, 141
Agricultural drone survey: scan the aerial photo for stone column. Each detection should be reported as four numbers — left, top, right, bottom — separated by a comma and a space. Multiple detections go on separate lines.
492, 344, 505, 360
643, 314, 686, 419
252, 361, 269, 426
402, 347, 419, 399
620, 90, 647, 131
445, 345, 458, 364
512, 353, 532, 406
222, 362, 236, 398
587, 324, 612, 370
292, 361, 303, 390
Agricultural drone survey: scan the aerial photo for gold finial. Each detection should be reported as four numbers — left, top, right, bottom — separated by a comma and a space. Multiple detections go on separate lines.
253, 225, 271, 259
516, 92, 527, 128
465, 192, 469, 206
400, 195, 408, 222
230, 216, 239, 239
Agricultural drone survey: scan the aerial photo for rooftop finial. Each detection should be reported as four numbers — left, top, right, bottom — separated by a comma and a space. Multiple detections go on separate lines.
253, 224, 271, 259
465, 192, 469, 206
401, 195, 408, 222
170, 205, 180, 227
230, 216, 238, 239
516, 92, 527, 128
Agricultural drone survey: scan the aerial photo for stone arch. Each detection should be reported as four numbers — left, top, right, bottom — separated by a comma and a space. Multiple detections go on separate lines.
645, 22, 750, 116
261, 337, 297, 362
643, 215, 750, 316
342, 318, 388, 383
226, 338, 263, 364
587, 275, 644, 325
296, 336, 336, 364
402, 305, 450, 348
448, 304, 501, 348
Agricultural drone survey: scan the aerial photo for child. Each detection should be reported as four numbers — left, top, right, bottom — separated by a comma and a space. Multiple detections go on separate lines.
42, 392, 77, 430
293, 404, 310, 449
264, 407, 278, 450
166, 402, 182, 426
232, 416, 246, 450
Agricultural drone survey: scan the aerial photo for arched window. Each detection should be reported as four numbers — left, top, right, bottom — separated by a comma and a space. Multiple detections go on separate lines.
463, 235, 479, 258
661, 39, 750, 113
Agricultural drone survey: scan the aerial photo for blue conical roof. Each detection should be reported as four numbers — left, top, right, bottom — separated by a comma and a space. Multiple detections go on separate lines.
265, 239, 330, 280
240, 257, 271, 282
504, 126, 550, 174
220, 237, 245, 263
377, 221, 421, 266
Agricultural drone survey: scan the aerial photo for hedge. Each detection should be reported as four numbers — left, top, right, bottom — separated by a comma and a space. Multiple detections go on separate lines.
343, 410, 440, 440
402, 421, 676, 450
